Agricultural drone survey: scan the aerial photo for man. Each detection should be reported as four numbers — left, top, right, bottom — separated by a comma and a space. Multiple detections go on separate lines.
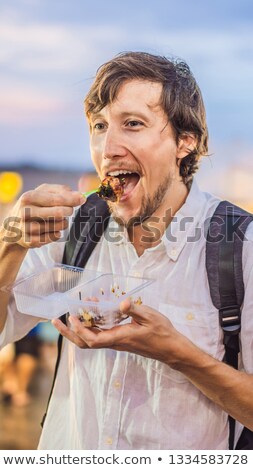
0, 52, 253, 450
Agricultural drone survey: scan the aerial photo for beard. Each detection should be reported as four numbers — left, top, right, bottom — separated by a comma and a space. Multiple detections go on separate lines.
108, 172, 173, 228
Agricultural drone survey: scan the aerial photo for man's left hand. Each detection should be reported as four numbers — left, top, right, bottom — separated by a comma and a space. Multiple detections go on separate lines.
52, 299, 188, 366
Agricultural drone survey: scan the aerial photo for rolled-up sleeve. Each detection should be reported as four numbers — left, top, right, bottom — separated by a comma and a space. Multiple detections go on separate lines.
0, 240, 65, 349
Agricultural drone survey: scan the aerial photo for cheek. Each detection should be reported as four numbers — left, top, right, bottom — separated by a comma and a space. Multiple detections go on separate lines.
144, 144, 177, 176
154, 141, 178, 169
90, 141, 102, 172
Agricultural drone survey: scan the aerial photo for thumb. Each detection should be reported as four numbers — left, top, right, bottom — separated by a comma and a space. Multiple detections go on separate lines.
120, 298, 153, 325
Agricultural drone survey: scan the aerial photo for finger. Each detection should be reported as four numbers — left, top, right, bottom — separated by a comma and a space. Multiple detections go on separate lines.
68, 315, 118, 348
25, 218, 69, 235
23, 231, 63, 248
21, 189, 85, 208
35, 184, 72, 193
69, 315, 97, 335
120, 298, 154, 324
52, 318, 89, 349
22, 205, 75, 220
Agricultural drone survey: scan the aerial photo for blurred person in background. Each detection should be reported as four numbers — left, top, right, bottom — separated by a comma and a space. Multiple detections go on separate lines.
36, 322, 58, 373
0, 343, 15, 400
78, 173, 100, 194
0, 326, 41, 406
0, 52, 253, 449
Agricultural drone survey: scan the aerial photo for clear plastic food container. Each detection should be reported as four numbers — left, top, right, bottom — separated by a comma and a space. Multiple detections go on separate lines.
13, 264, 153, 328
12, 264, 101, 320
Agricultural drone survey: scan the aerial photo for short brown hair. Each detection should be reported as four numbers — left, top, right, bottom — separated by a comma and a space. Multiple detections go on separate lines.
85, 51, 208, 184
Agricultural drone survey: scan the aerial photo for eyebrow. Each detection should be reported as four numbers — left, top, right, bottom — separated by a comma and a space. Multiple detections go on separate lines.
88, 113, 104, 122
89, 110, 151, 122
118, 111, 151, 121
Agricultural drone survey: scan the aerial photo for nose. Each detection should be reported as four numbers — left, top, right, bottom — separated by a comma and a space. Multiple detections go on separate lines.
102, 126, 128, 160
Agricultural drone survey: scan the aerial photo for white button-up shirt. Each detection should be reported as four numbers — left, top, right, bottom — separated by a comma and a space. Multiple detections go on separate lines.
1, 180, 253, 449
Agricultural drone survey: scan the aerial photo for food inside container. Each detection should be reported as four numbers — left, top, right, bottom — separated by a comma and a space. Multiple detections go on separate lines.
66, 273, 153, 329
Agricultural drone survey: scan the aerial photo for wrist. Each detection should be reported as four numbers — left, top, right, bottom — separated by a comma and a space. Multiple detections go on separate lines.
0, 232, 27, 256
164, 331, 205, 371
0, 227, 28, 283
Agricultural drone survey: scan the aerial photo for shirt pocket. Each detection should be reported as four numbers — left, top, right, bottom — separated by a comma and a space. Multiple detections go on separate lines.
159, 302, 220, 358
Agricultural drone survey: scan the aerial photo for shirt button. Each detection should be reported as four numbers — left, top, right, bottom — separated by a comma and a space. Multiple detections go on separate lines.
186, 313, 195, 321
114, 381, 121, 389
170, 248, 177, 257
106, 437, 113, 445
133, 271, 142, 277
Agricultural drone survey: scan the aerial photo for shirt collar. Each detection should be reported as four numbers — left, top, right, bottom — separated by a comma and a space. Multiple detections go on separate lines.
162, 178, 208, 261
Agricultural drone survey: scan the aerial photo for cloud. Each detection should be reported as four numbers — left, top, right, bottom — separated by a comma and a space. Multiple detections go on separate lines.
139, 28, 253, 81
1, 4, 253, 171
0, 84, 65, 124
1, 11, 253, 91
1, 15, 253, 131
0, 14, 124, 74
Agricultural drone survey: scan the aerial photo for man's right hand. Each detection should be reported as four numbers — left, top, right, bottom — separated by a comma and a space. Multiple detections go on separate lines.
1, 184, 85, 249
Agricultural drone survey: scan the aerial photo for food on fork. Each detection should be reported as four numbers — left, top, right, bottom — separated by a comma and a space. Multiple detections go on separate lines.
82, 170, 140, 202
96, 176, 125, 202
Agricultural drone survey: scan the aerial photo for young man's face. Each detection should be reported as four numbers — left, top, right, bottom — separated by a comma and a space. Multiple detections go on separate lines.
89, 79, 187, 225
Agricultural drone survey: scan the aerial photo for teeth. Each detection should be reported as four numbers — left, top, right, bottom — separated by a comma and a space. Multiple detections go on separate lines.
108, 170, 133, 176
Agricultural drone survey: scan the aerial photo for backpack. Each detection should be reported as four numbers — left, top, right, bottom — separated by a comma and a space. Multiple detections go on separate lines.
41, 194, 253, 450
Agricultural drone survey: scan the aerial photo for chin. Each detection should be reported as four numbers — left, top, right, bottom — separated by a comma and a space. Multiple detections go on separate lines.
110, 203, 142, 227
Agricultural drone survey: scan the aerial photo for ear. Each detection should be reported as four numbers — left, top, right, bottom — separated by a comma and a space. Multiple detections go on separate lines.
176, 133, 197, 160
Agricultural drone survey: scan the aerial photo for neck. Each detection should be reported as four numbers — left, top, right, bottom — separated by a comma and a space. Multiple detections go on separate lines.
128, 181, 189, 256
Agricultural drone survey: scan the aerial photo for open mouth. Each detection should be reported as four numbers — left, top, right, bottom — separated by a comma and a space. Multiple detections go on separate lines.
107, 170, 141, 200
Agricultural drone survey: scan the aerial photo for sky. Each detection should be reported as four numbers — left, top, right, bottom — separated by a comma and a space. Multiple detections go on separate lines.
1, 0, 253, 184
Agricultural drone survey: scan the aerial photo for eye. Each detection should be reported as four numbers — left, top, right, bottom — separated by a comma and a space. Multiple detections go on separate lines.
94, 122, 106, 130
126, 120, 144, 128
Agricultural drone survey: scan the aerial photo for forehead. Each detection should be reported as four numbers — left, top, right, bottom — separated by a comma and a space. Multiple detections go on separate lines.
91, 79, 163, 119
115, 79, 162, 107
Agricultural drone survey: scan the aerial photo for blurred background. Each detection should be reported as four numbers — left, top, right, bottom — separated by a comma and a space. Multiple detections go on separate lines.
0, 0, 253, 449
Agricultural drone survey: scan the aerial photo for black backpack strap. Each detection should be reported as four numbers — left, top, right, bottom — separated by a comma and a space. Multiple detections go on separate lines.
41, 195, 110, 427
206, 200, 253, 449
40, 329, 65, 427
63, 194, 110, 267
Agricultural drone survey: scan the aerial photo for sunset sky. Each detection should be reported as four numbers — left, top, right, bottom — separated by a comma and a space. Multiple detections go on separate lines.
1, 0, 253, 183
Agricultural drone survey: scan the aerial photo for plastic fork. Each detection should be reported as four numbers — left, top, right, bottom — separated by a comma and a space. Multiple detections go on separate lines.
81, 189, 98, 198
